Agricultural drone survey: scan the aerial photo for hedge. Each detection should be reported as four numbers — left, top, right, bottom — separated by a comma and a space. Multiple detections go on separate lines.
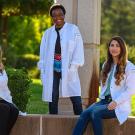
6, 67, 32, 112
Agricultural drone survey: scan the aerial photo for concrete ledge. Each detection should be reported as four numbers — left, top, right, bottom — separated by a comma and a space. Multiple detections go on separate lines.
42, 115, 77, 135
10, 115, 41, 135
10, 115, 135, 135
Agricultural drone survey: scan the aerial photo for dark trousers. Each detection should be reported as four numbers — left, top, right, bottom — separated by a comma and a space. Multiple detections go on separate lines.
72, 98, 116, 135
49, 72, 83, 115
0, 100, 19, 135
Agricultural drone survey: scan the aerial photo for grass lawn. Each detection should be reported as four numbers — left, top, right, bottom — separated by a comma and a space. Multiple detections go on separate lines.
131, 96, 135, 116
26, 79, 48, 114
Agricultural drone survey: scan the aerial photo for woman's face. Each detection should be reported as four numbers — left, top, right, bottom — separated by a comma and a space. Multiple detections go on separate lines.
51, 8, 65, 28
109, 40, 121, 58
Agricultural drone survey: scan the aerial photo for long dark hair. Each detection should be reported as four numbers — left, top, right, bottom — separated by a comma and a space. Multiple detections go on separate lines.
101, 36, 128, 86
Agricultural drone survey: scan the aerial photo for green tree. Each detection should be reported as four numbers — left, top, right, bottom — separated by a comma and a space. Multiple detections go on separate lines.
0, 0, 53, 51
8, 15, 51, 55
5, 15, 51, 67
101, 0, 135, 45
0, 0, 53, 16
0, 0, 53, 67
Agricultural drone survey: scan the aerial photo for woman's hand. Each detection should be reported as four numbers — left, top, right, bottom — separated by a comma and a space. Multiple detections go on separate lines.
107, 101, 117, 110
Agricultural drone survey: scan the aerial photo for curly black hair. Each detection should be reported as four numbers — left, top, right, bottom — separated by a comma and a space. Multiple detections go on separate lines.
49, 3, 66, 17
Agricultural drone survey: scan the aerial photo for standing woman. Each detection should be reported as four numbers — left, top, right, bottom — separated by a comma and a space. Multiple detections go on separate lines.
72, 36, 135, 135
0, 51, 19, 135
38, 4, 84, 115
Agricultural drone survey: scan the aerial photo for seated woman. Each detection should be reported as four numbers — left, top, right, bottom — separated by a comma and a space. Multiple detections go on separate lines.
0, 62, 19, 135
72, 36, 135, 135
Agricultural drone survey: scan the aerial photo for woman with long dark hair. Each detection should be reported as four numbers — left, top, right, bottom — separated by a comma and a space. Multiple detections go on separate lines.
72, 36, 135, 135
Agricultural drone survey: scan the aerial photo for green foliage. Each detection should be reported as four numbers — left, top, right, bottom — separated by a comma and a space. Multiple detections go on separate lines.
0, 0, 53, 16
16, 54, 40, 78
26, 79, 48, 114
4, 45, 18, 67
101, 0, 135, 45
128, 46, 135, 63
131, 95, 135, 116
16, 54, 39, 69
0, 1, 53, 65
3, 15, 51, 68
6, 67, 32, 112
27, 67, 40, 79
8, 15, 51, 55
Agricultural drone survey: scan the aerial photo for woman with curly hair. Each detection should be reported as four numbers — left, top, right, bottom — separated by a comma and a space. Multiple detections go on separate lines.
38, 3, 84, 115
72, 36, 135, 135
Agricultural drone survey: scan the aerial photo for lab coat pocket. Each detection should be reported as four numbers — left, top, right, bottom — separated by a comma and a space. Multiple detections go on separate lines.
68, 69, 77, 82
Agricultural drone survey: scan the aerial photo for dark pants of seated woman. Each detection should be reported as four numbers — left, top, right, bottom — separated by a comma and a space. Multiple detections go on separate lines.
72, 98, 116, 135
0, 100, 19, 135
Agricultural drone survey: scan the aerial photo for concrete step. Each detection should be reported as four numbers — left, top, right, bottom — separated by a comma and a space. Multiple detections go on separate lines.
10, 114, 135, 135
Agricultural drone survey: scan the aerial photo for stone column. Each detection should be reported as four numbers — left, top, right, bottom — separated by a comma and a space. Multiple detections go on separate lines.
56, 0, 101, 114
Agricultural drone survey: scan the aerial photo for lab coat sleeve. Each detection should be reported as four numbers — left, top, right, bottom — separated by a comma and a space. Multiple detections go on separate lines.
0, 70, 8, 87
3, 70, 8, 81
37, 31, 47, 73
70, 26, 84, 70
114, 63, 135, 105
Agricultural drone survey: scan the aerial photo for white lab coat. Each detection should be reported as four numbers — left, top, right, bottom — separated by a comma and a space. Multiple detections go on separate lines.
0, 70, 12, 103
100, 61, 135, 124
37, 23, 84, 102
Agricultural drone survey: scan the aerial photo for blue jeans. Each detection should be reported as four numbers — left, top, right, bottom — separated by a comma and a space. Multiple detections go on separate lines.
72, 99, 116, 135
49, 71, 83, 115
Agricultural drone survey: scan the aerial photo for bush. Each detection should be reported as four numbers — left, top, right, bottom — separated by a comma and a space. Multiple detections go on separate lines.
6, 67, 32, 112
27, 67, 40, 79
16, 54, 39, 69
127, 46, 135, 64
16, 54, 40, 78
